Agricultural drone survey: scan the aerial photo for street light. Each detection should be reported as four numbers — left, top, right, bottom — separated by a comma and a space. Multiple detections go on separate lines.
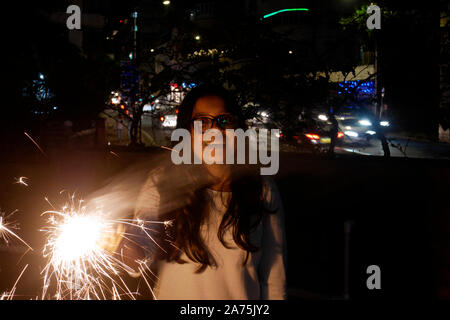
195, 35, 201, 41
163, 1, 170, 5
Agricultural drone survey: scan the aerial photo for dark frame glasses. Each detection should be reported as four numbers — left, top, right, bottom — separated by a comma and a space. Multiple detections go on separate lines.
191, 114, 238, 130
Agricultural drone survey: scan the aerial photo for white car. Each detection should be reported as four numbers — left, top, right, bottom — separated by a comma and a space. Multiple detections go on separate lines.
332, 107, 390, 141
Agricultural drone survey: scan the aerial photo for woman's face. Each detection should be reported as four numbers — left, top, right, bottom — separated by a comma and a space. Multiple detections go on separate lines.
190, 95, 236, 182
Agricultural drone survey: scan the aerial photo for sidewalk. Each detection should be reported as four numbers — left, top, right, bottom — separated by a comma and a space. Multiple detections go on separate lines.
387, 129, 450, 145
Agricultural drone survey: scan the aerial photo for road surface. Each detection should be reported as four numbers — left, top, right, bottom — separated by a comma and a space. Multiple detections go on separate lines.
336, 137, 450, 160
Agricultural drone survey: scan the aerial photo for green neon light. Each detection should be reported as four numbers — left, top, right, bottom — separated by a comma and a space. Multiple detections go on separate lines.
263, 8, 309, 19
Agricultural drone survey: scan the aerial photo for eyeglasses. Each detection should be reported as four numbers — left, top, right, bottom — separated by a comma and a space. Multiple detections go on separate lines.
191, 114, 238, 131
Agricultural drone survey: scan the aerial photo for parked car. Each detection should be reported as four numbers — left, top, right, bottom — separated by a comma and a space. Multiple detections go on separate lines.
280, 116, 345, 153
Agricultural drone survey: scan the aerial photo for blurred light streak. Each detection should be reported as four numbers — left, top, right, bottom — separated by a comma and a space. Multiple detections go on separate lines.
0, 264, 29, 300
24, 132, 48, 158
14, 177, 29, 187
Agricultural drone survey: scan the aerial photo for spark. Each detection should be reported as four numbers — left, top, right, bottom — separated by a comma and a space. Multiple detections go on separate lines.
136, 259, 157, 300
163, 219, 174, 228
14, 177, 29, 187
160, 146, 175, 152
24, 132, 48, 158
0, 210, 33, 251
40, 194, 167, 300
1, 264, 29, 300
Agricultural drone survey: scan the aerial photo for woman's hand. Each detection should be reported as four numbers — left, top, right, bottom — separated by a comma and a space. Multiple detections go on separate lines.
100, 223, 146, 276
100, 223, 126, 254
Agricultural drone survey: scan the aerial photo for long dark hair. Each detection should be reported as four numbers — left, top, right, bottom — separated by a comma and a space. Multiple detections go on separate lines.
160, 84, 269, 273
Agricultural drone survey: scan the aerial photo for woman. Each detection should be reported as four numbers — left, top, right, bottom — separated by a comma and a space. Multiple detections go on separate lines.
131, 84, 287, 300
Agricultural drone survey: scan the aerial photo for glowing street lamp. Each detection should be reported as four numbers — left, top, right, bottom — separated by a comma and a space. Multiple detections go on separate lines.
195, 35, 201, 41
163, 0, 170, 6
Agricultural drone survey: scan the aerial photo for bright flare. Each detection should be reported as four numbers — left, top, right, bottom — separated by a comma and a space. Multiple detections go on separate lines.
344, 131, 359, 138
358, 119, 372, 126
53, 215, 103, 263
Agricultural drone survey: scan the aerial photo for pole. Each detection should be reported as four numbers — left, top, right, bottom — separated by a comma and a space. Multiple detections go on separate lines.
343, 220, 354, 300
375, 30, 390, 157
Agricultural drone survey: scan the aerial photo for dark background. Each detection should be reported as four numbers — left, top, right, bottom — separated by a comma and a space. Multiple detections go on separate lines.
0, 0, 449, 300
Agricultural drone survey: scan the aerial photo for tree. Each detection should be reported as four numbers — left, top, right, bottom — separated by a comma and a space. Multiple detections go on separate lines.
3, 3, 120, 139
341, 1, 440, 141
108, 1, 373, 151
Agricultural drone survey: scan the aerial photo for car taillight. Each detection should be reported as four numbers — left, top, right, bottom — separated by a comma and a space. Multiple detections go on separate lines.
305, 133, 320, 140
337, 132, 345, 139
160, 116, 165, 122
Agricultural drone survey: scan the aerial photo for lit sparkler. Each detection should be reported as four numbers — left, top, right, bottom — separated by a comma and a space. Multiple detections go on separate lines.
40, 194, 168, 300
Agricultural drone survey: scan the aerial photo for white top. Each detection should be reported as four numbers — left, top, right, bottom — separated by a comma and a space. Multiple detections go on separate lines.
135, 175, 287, 300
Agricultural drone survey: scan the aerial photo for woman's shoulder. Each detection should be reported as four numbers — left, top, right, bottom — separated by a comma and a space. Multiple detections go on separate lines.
135, 163, 207, 219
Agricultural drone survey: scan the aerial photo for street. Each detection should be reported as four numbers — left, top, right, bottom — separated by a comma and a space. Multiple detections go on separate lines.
336, 137, 450, 160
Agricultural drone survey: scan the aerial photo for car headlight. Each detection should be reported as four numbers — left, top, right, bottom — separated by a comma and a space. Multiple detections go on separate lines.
358, 119, 372, 126
318, 114, 328, 121
380, 121, 390, 127
344, 131, 359, 138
